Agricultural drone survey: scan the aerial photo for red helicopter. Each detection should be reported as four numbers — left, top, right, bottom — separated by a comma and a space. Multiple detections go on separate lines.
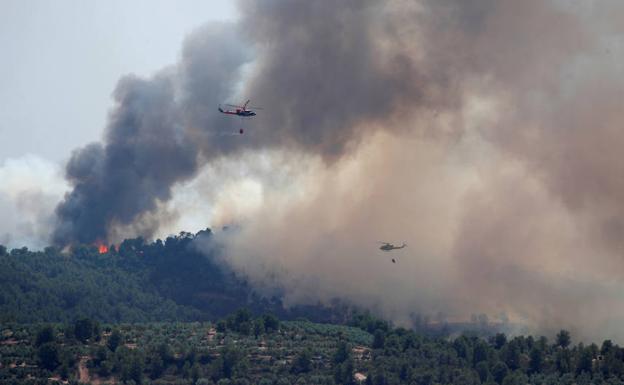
218, 100, 262, 134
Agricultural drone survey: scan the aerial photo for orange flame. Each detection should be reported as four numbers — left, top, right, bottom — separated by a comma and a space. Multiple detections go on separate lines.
98, 244, 109, 254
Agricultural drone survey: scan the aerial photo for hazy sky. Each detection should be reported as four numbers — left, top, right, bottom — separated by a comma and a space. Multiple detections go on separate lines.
0, 0, 236, 163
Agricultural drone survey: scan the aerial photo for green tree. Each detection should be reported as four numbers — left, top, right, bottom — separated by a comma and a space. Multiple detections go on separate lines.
253, 317, 265, 338
262, 314, 280, 332
334, 341, 351, 364
209, 357, 225, 381
98, 360, 112, 377
291, 349, 312, 374
556, 330, 571, 348
222, 346, 244, 379
93, 345, 109, 366
130, 355, 144, 385
148, 353, 165, 379
60, 362, 71, 380
529, 347, 543, 374
502, 341, 520, 370
501, 371, 528, 385
576, 347, 593, 375
63, 323, 75, 340
107, 329, 123, 351
454, 337, 470, 360
35, 325, 55, 347
555, 348, 572, 374
494, 333, 507, 349
38, 342, 60, 371
158, 342, 175, 365
74, 318, 96, 343
182, 361, 192, 378
373, 372, 387, 385
122, 354, 144, 384
334, 357, 355, 385
601, 340, 614, 355
191, 362, 202, 384
476, 361, 490, 382
230, 308, 252, 334
491, 362, 509, 384
473, 341, 489, 366
372, 329, 385, 349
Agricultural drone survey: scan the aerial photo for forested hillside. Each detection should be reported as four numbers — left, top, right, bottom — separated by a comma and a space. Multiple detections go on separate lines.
0, 230, 348, 324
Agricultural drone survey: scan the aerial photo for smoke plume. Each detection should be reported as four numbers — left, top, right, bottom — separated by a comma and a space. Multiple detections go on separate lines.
0, 155, 68, 249
50, 0, 624, 340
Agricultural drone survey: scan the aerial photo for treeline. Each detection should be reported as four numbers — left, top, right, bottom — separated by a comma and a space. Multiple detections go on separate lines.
0, 230, 349, 324
0, 241, 201, 323
349, 312, 624, 385
3, 310, 624, 385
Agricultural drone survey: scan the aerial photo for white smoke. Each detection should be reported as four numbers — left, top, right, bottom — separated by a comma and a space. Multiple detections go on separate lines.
0, 155, 69, 249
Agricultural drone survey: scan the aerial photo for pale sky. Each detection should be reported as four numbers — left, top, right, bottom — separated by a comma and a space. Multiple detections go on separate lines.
0, 0, 237, 163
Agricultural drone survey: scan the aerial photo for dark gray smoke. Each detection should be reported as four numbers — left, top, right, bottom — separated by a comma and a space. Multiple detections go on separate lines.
53, 1, 449, 245
54, 77, 196, 244
237, 0, 427, 158
53, 25, 248, 245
